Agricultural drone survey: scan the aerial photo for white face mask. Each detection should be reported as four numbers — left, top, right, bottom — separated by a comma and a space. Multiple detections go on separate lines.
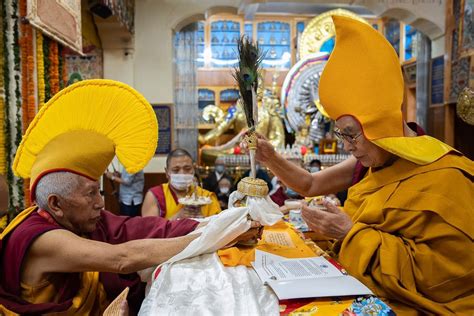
219, 187, 230, 194
169, 173, 194, 191
309, 167, 320, 173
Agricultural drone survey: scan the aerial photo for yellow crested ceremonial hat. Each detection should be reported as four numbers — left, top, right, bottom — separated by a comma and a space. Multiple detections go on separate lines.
319, 16, 454, 165
13, 79, 158, 198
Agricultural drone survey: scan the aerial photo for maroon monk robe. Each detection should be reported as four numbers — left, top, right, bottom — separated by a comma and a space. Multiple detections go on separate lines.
0, 208, 198, 315
148, 184, 179, 218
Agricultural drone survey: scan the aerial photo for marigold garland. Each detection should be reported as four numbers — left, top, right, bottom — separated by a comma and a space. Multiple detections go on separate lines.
19, 0, 33, 206
58, 44, 65, 89
12, 0, 25, 213
61, 47, 68, 87
43, 35, 51, 102
49, 40, 60, 96
2, 0, 14, 210
36, 31, 45, 109
0, 1, 6, 175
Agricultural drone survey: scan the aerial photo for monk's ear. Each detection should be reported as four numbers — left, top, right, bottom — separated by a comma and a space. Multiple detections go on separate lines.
47, 194, 65, 218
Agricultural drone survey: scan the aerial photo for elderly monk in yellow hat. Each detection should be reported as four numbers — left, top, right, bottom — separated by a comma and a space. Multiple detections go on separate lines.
251, 16, 473, 315
0, 80, 260, 315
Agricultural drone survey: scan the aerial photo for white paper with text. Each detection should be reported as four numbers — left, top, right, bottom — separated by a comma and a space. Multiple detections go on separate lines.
252, 250, 373, 299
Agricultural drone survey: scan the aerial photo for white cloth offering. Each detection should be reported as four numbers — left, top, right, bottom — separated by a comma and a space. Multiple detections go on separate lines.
139, 253, 279, 315
138, 193, 283, 315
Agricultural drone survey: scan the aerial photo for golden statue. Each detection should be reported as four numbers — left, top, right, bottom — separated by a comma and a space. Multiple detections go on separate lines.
199, 74, 285, 164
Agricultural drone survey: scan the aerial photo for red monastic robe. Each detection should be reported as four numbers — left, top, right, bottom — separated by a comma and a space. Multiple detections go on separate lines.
0, 207, 198, 315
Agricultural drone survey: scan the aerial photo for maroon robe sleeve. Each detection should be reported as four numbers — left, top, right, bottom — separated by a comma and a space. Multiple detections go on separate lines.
270, 187, 288, 206
89, 211, 199, 314
0, 211, 80, 315
90, 210, 199, 244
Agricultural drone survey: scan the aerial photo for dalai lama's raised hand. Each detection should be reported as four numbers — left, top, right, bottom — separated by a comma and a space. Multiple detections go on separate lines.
240, 132, 276, 164
301, 200, 353, 240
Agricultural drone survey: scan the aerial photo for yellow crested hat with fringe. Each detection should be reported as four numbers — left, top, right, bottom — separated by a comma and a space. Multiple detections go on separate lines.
319, 16, 455, 165
13, 79, 158, 198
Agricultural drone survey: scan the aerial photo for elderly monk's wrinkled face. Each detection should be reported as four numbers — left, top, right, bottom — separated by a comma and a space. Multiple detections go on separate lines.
335, 116, 393, 168
59, 176, 104, 234
165, 156, 194, 180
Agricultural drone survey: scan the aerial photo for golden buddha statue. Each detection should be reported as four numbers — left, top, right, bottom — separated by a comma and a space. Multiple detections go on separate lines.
199, 74, 285, 165
294, 124, 313, 150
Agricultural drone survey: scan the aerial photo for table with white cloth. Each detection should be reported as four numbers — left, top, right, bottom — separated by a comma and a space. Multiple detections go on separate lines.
138, 210, 394, 316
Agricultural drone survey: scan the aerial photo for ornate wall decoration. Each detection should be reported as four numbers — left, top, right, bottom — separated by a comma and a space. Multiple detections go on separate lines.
461, 0, 474, 52
299, 9, 368, 60
152, 104, 172, 155
27, 0, 82, 54
281, 53, 330, 143
449, 57, 470, 102
64, 46, 103, 85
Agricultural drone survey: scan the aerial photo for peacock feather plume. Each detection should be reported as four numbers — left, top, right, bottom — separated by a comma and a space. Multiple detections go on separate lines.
233, 36, 263, 129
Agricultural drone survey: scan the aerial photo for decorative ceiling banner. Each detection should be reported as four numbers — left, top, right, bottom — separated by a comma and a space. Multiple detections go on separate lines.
27, 0, 82, 54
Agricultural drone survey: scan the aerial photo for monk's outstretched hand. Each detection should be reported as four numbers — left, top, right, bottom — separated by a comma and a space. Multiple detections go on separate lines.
224, 221, 263, 248
301, 200, 353, 240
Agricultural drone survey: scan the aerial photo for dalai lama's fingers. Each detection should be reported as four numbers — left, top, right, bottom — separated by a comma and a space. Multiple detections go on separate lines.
255, 138, 276, 163
322, 200, 342, 214
301, 203, 353, 240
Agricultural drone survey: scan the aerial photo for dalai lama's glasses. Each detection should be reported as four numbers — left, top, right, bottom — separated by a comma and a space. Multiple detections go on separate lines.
333, 129, 362, 145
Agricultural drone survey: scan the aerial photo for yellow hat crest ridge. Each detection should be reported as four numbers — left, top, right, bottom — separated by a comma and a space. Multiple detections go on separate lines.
13, 79, 158, 191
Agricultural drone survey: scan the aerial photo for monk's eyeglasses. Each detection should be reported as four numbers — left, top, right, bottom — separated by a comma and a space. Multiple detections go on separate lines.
333, 129, 362, 145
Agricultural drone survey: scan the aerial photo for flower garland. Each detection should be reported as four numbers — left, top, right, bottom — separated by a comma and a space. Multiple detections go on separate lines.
20, 0, 35, 132
49, 40, 59, 96
58, 44, 65, 89
20, 0, 34, 206
2, 0, 13, 206
43, 35, 51, 102
61, 47, 68, 88
13, 0, 25, 211
0, 0, 6, 176
36, 31, 45, 109
3, 0, 25, 215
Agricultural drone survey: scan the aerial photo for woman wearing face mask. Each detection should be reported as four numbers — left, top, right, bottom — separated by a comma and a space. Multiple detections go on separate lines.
142, 149, 221, 219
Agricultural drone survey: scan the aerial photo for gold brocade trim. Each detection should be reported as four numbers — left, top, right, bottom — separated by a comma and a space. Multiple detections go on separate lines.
237, 177, 269, 197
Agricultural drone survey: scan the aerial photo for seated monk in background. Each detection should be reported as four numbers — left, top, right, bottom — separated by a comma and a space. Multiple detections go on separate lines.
0, 80, 259, 315
142, 148, 221, 219
248, 17, 474, 315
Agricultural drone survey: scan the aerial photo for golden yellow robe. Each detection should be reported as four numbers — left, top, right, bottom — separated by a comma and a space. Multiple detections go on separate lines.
157, 183, 221, 219
338, 154, 474, 315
